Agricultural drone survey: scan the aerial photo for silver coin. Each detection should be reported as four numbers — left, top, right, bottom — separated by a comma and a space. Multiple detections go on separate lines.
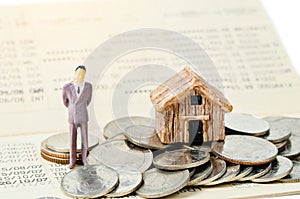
36, 197, 62, 199
238, 163, 272, 181
103, 116, 154, 139
105, 164, 142, 197
153, 148, 210, 170
45, 133, 99, 153
107, 133, 126, 141
280, 136, 300, 158
270, 117, 300, 134
87, 139, 153, 172
195, 157, 227, 186
187, 144, 213, 153
189, 168, 196, 178
212, 135, 278, 165
230, 165, 253, 181
124, 125, 166, 150
206, 163, 240, 186
87, 154, 98, 165
187, 161, 213, 186
279, 160, 300, 183
268, 117, 300, 158
61, 165, 118, 198
225, 113, 269, 136
264, 116, 285, 123
252, 156, 293, 182
264, 122, 291, 143
275, 140, 288, 152
295, 155, 300, 161
135, 168, 189, 198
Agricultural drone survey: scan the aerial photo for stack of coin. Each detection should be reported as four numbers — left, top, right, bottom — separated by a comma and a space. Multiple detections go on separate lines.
264, 117, 300, 158
40, 133, 99, 164
103, 116, 154, 139
87, 139, 153, 172
264, 117, 300, 183
58, 115, 300, 198
222, 113, 300, 182
225, 113, 270, 136
225, 113, 300, 161
225, 113, 296, 155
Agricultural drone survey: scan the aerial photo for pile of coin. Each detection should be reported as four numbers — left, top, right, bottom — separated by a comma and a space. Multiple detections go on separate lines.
59, 115, 300, 198
40, 133, 99, 164
223, 113, 300, 183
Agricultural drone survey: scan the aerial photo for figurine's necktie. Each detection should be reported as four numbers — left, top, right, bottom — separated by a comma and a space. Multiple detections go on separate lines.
77, 86, 80, 94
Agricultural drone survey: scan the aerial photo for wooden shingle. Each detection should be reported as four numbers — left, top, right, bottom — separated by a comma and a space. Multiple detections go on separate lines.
150, 66, 233, 112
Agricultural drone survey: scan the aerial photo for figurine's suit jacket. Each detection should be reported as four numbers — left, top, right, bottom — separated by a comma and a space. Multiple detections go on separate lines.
62, 82, 92, 124
62, 81, 92, 166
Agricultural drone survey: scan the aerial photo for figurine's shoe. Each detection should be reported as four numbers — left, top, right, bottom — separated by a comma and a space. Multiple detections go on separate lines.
68, 163, 76, 169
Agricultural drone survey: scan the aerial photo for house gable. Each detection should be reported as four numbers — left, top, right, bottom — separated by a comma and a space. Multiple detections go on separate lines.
150, 66, 233, 113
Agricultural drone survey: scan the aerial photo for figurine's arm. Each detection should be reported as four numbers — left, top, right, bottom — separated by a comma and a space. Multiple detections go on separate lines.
87, 84, 92, 106
62, 86, 69, 108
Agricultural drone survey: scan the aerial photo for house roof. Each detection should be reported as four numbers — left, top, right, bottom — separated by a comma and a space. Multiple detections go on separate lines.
150, 66, 233, 112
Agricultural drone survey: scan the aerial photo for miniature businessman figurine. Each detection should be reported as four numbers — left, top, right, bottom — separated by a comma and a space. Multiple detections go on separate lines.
62, 66, 92, 169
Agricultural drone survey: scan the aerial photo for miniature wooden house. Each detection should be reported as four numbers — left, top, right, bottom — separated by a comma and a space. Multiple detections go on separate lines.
150, 66, 233, 144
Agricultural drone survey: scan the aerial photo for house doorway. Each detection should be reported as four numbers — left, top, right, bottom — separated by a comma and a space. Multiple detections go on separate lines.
188, 120, 203, 145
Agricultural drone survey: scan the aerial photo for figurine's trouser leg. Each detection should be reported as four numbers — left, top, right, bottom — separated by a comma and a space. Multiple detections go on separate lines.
69, 123, 77, 166
80, 123, 88, 165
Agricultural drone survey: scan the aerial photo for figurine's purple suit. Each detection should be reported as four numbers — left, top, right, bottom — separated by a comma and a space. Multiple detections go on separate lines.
62, 82, 92, 166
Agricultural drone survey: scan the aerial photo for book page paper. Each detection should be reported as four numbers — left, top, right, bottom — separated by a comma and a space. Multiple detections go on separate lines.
0, 0, 299, 135
0, 0, 300, 198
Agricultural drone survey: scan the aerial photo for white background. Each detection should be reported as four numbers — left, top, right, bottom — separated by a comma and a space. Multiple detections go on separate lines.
261, 0, 300, 77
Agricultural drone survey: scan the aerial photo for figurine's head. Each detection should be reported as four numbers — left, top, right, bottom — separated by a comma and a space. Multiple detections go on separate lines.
74, 65, 86, 84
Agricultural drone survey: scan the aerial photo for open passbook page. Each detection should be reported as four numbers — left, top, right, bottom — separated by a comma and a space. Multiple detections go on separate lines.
0, 0, 300, 135
0, 0, 300, 198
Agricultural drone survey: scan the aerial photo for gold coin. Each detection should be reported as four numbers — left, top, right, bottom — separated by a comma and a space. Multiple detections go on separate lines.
40, 151, 81, 165
40, 139, 81, 159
